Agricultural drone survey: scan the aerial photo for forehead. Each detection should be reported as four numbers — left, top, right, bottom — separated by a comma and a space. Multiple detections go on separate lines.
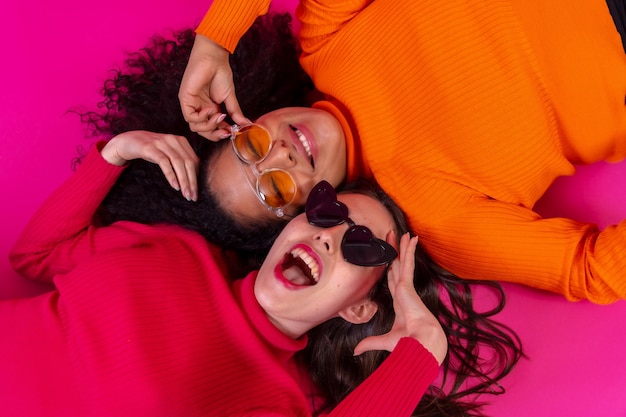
337, 193, 395, 239
255, 106, 325, 122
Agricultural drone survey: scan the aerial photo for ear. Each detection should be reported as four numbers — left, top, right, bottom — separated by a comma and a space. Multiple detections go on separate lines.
338, 299, 379, 324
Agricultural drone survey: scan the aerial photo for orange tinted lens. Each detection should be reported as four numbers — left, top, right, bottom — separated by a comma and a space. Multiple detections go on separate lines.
257, 170, 297, 208
233, 125, 271, 163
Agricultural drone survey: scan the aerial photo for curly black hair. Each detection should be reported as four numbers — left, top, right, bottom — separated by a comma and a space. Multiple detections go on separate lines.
76, 13, 314, 270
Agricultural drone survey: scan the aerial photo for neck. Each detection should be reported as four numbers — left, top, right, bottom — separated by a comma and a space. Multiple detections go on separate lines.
264, 314, 307, 340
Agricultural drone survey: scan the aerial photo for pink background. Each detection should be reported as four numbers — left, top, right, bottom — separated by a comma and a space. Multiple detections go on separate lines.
1, 0, 625, 415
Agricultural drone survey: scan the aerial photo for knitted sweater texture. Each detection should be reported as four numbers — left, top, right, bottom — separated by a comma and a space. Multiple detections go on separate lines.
197, 0, 626, 303
3, 145, 437, 416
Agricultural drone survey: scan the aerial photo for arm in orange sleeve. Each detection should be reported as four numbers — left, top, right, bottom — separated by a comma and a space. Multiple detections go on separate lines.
416, 190, 625, 305
195, 0, 272, 53
187, 0, 272, 129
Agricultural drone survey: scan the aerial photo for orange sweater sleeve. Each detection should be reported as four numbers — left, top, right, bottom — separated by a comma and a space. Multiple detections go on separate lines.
413, 182, 626, 304
195, 0, 271, 52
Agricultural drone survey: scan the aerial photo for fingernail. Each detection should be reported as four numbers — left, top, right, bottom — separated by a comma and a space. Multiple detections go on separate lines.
216, 113, 227, 124
220, 132, 231, 139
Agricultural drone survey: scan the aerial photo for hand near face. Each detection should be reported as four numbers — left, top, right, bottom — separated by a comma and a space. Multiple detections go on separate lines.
101, 130, 200, 202
178, 34, 251, 141
353, 233, 448, 365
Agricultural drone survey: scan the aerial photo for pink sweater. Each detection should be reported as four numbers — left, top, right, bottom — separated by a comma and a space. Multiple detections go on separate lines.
3, 145, 438, 416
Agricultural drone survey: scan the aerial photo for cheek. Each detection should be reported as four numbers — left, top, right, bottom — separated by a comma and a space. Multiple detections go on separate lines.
336, 267, 382, 301
209, 162, 278, 222
318, 142, 346, 186
255, 220, 304, 273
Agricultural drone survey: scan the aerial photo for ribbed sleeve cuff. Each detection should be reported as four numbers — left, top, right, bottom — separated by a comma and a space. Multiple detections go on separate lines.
329, 337, 439, 416
195, 0, 272, 53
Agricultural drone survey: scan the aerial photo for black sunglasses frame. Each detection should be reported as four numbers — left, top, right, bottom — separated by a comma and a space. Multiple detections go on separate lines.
305, 181, 399, 267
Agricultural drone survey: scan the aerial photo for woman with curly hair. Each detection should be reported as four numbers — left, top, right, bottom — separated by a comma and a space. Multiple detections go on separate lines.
82, 12, 314, 259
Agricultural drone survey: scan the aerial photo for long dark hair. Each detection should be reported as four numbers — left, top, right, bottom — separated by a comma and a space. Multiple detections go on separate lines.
76, 13, 314, 262
300, 180, 524, 417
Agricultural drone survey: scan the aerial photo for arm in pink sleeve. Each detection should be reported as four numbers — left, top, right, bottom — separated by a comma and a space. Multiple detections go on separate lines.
324, 338, 439, 416
9, 143, 126, 282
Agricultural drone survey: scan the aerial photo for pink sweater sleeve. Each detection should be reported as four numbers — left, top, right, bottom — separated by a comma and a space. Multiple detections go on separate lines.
9, 143, 126, 282
325, 338, 439, 416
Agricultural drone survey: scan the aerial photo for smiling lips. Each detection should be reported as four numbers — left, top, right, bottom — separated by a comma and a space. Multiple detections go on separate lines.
289, 125, 315, 167
279, 245, 320, 287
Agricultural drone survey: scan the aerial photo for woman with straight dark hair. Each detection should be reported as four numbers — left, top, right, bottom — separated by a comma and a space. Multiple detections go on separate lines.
5, 128, 521, 416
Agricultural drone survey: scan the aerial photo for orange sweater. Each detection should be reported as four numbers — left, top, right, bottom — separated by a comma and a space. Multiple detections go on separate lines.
197, 0, 626, 303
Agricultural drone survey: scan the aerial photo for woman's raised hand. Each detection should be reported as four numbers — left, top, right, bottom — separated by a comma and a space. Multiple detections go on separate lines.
101, 131, 200, 201
178, 34, 251, 141
353, 233, 448, 365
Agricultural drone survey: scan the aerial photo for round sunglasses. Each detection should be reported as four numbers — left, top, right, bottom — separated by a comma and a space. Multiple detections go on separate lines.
231, 123, 297, 217
305, 180, 399, 267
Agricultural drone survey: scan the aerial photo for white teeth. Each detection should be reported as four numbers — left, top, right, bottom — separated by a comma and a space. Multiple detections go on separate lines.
290, 247, 319, 282
294, 128, 312, 160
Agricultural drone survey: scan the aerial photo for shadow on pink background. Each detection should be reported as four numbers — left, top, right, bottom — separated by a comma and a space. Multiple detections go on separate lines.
1, 0, 625, 415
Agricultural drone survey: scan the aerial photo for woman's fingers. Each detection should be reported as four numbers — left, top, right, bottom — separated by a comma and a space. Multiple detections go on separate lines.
222, 94, 251, 126
152, 135, 199, 201
180, 95, 220, 124
189, 112, 233, 141
103, 131, 200, 201
178, 34, 251, 131
387, 233, 417, 294
354, 233, 447, 365
354, 233, 419, 355
353, 333, 394, 356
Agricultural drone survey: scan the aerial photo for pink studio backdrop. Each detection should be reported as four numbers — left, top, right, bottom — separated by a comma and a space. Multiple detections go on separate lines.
1, 0, 625, 415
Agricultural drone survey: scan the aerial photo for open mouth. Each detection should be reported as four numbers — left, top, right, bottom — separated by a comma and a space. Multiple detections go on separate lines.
280, 247, 319, 286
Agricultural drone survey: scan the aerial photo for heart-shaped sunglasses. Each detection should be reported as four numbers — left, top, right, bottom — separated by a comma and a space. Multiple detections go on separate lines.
305, 181, 399, 267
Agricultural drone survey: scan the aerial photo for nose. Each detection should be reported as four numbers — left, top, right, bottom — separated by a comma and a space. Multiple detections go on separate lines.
256, 140, 295, 172
313, 225, 345, 256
